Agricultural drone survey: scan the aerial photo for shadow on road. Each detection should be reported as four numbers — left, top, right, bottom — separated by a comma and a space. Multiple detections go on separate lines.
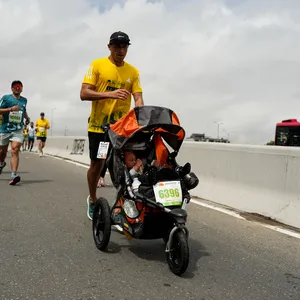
15, 179, 53, 185
101, 228, 211, 279
127, 237, 210, 278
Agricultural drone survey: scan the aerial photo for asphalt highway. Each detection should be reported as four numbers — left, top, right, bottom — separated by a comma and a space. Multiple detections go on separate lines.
0, 152, 299, 300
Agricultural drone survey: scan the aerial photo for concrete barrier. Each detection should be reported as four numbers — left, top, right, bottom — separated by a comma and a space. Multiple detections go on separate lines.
44, 137, 300, 229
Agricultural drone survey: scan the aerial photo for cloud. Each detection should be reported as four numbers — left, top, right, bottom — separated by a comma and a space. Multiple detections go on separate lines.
1, 0, 300, 144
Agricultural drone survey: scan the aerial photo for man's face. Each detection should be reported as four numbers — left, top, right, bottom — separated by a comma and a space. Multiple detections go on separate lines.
41, 114, 45, 120
11, 83, 23, 96
30, 122, 34, 127
108, 43, 129, 64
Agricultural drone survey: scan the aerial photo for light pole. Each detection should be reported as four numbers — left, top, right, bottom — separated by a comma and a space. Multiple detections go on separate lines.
214, 122, 223, 139
222, 128, 230, 140
51, 108, 56, 136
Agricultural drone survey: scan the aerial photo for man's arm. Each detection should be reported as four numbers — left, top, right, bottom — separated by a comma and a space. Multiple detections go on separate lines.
131, 71, 143, 106
133, 92, 144, 106
0, 106, 20, 115
24, 111, 30, 120
0, 107, 11, 115
80, 84, 130, 101
24, 111, 30, 125
0, 96, 9, 115
80, 84, 111, 101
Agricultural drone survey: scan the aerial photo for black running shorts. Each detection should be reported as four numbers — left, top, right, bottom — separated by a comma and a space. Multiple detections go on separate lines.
88, 132, 111, 161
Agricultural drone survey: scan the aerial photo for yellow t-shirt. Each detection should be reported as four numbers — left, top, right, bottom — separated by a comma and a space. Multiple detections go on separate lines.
36, 118, 50, 137
82, 57, 143, 133
23, 128, 28, 137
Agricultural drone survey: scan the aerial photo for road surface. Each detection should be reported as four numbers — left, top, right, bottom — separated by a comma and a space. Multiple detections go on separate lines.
0, 152, 300, 300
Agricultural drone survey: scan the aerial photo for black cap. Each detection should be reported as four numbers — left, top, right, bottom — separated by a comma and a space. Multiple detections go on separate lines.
109, 31, 131, 45
40, 112, 45, 116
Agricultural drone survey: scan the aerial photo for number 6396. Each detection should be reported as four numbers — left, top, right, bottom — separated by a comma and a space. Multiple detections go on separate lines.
158, 188, 180, 199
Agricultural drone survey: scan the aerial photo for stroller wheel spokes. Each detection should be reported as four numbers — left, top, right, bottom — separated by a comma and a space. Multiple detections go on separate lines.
92, 197, 112, 251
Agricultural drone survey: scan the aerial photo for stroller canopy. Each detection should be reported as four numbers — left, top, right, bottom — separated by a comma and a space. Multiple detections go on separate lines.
108, 106, 185, 152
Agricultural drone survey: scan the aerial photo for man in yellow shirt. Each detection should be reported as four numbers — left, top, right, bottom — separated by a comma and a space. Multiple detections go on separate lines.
35, 112, 50, 157
80, 31, 144, 220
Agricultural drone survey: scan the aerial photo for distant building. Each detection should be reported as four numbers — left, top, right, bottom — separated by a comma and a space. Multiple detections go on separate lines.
188, 133, 230, 143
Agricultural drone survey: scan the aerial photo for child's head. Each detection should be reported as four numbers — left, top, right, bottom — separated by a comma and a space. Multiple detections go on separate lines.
124, 151, 137, 169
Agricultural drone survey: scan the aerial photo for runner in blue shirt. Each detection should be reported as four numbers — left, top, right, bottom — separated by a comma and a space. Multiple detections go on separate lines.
0, 80, 30, 185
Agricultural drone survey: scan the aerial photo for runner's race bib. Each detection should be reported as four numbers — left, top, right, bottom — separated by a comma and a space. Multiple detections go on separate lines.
97, 142, 109, 159
153, 181, 182, 206
39, 127, 45, 133
8, 111, 22, 124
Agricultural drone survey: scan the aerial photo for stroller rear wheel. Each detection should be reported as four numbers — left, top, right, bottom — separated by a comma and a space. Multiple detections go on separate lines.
166, 230, 189, 276
92, 197, 111, 251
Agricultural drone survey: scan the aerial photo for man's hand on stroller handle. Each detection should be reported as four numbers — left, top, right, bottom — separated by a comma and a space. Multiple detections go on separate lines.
109, 89, 130, 100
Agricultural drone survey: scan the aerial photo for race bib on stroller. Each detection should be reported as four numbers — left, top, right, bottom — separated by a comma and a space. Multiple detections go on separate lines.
153, 181, 182, 206
97, 142, 109, 159
8, 111, 22, 124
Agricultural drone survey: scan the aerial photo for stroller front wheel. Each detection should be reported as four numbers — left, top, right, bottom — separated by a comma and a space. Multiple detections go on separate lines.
92, 197, 111, 251
166, 229, 189, 276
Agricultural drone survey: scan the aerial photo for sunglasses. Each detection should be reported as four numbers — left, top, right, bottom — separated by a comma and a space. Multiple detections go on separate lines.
13, 84, 22, 89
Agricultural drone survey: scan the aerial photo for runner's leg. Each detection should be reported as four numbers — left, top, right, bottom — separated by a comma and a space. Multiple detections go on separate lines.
9, 141, 22, 185
86, 132, 107, 220
37, 138, 44, 155
24, 138, 28, 151
10, 141, 21, 171
9, 130, 24, 185
0, 134, 10, 174
88, 160, 104, 200
0, 145, 9, 164
30, 138, 34, 151
97, 162, 107, 187
39, 138, 46, 156
37, 138, 41, 152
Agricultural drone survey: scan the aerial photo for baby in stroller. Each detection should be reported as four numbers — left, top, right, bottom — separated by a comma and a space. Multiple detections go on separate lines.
124, 151, 143, 192
124, 150, 163, 193
112, 149, 163, 233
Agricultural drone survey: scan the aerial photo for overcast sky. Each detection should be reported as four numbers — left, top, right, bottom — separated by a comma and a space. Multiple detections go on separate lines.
1, 0, 300, 144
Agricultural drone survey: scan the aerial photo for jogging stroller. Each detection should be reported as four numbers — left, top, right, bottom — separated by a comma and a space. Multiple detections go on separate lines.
92, 105, 199, 276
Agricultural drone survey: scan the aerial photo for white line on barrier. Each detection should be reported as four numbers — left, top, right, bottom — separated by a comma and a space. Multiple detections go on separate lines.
190, 198, 300, 240
42, 153, 300, 240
